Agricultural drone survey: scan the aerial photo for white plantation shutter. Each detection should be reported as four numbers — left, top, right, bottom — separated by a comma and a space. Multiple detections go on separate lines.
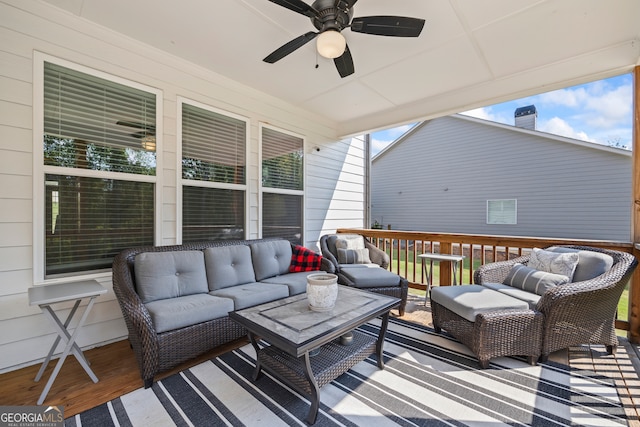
43, 61, 157, 277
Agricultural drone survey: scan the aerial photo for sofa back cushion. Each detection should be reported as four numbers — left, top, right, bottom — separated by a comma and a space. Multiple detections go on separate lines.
135, 251, 208, 303
250, 240, 293, 280
546, 247, 614, 282
204, 245, 256, 290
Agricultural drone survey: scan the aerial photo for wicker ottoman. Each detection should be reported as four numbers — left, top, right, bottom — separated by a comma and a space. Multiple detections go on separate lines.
430, 285, 543, 368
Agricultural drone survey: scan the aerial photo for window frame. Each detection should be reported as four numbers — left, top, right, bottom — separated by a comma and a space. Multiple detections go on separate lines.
258, 123, 305, 243
33, 52, 163, 283
176, 97, 250, 243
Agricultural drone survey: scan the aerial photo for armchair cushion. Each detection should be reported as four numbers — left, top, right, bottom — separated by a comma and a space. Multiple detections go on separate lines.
334, 234, 366, 250
337, 247, 371, 264
528, 248, 579, 280
503, 263, 569, 295
289, 245, 323, 272
547, 247, 614, 282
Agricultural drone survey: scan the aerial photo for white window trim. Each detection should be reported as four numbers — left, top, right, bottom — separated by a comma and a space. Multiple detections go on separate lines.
486, 199, 517, 225
258, 123, 306, 241
176, 97, 250, 244
33, 52, 163, 283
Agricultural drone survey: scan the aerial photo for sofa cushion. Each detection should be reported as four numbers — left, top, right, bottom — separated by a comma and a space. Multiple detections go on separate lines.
546, 247, 614, 282
261, 271, 318, 295
135, 251, 208, 303
289, 245, 323, 272
481, 282, 542, 309
210, 282, 289, 310
503, 263, 569, 295
340, 266, 401, 288
528, 247, 579, 280
430, 284, 529, 322
250, 240, 293, 281
144, 294, 233, 333
204, 245, 256, 290
337, 247, 371, 264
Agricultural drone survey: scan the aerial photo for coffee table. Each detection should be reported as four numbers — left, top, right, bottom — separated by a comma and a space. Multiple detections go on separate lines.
229, 285, 399, 424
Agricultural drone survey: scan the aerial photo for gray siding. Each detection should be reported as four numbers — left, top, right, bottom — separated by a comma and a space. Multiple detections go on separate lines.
371, 115, 631, 241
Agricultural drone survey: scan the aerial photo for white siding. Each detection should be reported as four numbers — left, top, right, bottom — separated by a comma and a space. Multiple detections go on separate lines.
372, 116, 631, 241
0, 0, 364, 373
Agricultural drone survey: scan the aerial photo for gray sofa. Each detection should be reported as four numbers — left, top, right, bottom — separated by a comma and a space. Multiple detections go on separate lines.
112, 238, 332, 387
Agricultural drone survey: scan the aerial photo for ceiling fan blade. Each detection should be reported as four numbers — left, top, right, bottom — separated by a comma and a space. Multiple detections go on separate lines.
334, 45, 354, 78
264, 31, 318, 63
351, 16, 425, 37
116, 120, 156, 131
267, 0, 318, 18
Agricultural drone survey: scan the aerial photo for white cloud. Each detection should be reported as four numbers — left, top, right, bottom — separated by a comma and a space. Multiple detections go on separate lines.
371, 123, 417, 155
539, 117, 594, 142
460, 107, 511, 125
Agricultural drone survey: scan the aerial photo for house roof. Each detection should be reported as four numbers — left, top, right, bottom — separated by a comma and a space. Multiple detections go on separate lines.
36, 0, 640, 137
372, 114, 633, 161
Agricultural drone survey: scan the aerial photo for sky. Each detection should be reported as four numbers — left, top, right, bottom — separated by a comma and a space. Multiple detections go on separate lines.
370, 73, 633, 157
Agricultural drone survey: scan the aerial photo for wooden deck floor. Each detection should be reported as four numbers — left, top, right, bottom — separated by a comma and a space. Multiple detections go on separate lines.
1, 292, 639, 424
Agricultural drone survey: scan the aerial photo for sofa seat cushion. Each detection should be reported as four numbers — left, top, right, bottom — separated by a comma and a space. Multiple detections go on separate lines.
261, 271, 319, 295
250, 240, 293, 281
430, 285, 529, 322
546, 247, 614, 282
481, 282, 541, 309
204, 245, 256, 290
340, 266, 401, 288
145, 294, 234, 333
135, 251, 208, 303
210, 282, 289, 310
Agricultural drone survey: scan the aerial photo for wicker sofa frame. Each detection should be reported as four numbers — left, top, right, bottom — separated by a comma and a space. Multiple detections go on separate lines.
472, 245, 637, 362
112, 238, 333, 388
320, 234, 408, 316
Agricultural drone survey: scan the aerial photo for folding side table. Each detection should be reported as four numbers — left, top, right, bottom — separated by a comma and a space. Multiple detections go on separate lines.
418, 253, 465, 305
28, 280, 107, 405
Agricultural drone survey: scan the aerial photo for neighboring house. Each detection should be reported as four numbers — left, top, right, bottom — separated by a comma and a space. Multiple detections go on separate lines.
371, 110, 632, 241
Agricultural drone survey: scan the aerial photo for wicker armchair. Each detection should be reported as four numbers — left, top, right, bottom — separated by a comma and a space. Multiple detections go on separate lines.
474, 245, 637, 361
320, 234, 408, 316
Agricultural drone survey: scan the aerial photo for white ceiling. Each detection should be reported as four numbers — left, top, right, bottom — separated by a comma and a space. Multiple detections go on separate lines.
41, 0, 640, 136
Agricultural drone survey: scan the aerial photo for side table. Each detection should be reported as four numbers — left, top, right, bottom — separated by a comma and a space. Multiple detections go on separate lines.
418, 253, 465, 305
28, 280, 107, 405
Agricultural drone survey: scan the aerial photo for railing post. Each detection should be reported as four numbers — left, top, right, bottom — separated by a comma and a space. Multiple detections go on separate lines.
631, 65, 640, 344
439, 242, 453, 286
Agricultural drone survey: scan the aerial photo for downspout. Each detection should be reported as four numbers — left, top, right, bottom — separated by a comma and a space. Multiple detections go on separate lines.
364, 133, 371, 229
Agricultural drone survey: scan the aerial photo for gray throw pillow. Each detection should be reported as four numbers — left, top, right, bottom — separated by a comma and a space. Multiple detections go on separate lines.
503, 263, 570, 296
337, 247, 371, 264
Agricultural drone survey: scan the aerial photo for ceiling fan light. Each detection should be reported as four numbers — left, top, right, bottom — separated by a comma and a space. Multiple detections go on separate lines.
141, 135, 156, 151
316, 30, 346, 59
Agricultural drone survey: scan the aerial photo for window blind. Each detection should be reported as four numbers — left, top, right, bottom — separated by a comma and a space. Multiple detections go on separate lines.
182, 186, 245, 242
182, 104, 245, 184
44, 61, 156, 172
262, 192, 302, 245
261, 127, 303, 190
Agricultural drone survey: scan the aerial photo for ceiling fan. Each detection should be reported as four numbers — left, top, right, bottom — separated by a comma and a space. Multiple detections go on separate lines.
263, 0, 425, 78
116, 120, 156, 139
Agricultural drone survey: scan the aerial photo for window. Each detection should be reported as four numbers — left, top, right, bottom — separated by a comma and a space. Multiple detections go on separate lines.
39, 58, 160, 278
260, 125, 304, 244
179, 100, 248, 242
487, 199, 517, 224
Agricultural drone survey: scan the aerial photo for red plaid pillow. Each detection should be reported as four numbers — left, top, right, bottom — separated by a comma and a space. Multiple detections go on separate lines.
289, 245, 323, 272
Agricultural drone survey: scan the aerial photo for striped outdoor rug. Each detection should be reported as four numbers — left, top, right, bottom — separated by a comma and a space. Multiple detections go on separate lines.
66, 318, 628, 426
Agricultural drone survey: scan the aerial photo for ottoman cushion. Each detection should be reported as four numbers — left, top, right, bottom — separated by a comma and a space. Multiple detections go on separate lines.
430, 284, 529, 322
340, 266, 401, 288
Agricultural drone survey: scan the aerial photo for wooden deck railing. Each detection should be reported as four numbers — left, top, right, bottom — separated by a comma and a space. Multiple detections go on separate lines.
336, 228, 638, 339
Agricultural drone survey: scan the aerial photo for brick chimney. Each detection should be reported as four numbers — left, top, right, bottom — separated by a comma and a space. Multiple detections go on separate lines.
514, 105, 537, 130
